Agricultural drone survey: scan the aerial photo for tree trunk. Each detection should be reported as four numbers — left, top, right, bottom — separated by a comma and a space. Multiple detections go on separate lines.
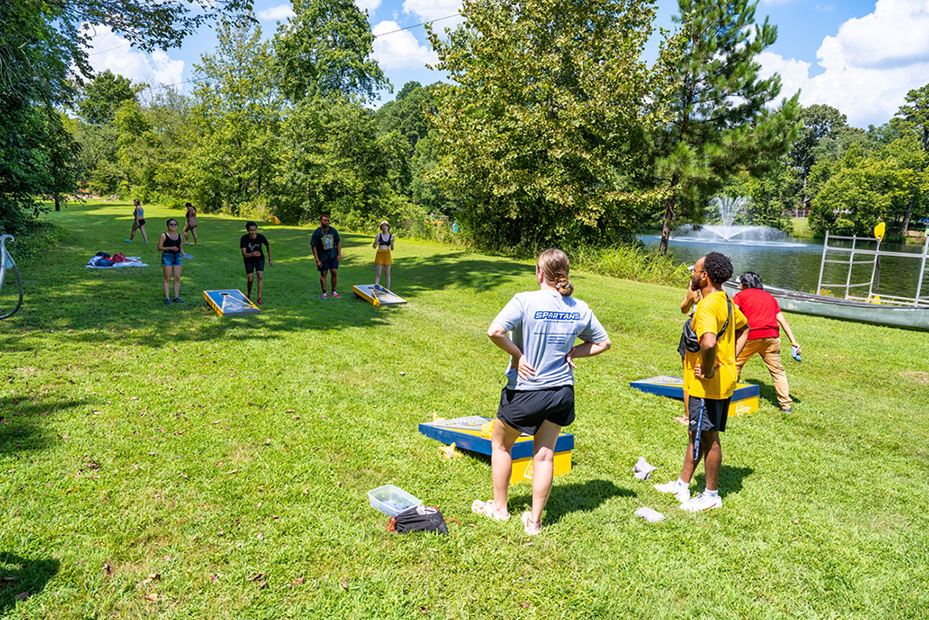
658, 174, 680, 255
54, 194, 61, 212
902, 195, 914, 235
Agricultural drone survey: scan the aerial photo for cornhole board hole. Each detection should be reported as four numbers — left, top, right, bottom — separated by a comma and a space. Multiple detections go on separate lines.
203, 289, 260, 317
352, 284, 407, 307
629, 376, 759, 417
419, 415, 573, 483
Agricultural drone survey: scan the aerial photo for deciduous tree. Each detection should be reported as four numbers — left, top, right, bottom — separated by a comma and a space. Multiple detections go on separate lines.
273, 0, 388, 103
0, 0, 251, 227
789, 104, 847, 202
188, 19, 280, 212
78, 70, 142, 125
272, 95, 401, 224
428, 0, 661, 252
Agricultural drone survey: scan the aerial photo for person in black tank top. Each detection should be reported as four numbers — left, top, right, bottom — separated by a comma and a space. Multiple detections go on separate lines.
372, 220, 395, 290
157, 218, 185, 304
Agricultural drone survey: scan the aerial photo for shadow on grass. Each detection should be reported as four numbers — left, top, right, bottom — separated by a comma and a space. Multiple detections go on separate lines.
742, 379, 802, 411
693, 465, 754, 498
0, 552, 60, 614
0, 396, 80, 455
509, 479, 635, 526
9, 211, 531, 349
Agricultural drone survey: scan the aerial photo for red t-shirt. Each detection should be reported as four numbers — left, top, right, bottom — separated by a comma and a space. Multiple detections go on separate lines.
733, 288, 781, 340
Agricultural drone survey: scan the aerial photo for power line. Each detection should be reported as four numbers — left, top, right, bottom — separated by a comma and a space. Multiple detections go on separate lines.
373, 14, 462, 38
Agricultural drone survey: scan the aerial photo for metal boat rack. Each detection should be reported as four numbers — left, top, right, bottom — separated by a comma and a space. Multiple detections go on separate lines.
817, 230, 929, 307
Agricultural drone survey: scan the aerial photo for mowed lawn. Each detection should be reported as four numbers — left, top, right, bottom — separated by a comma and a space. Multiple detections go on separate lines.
1, 201, 928, 619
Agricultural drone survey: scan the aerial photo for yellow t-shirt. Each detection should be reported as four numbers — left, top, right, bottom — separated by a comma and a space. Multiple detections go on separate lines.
683, 291, 747, 400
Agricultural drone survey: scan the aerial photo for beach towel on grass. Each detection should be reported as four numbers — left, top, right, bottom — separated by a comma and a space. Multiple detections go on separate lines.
86, 254, 148, 268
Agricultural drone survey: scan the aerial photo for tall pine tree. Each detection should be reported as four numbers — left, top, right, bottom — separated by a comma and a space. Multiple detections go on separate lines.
654, 0, 800, 254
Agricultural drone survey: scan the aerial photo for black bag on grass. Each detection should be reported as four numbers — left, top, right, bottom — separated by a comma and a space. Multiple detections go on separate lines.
389, 506, 448, 534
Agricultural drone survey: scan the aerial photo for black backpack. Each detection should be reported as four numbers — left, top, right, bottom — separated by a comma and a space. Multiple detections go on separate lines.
677, 295, 732, 359
388, 506, 449, 534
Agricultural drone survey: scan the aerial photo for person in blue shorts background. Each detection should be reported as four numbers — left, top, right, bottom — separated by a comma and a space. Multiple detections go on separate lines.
157, 218, 184, 304
310, 214, 341, 299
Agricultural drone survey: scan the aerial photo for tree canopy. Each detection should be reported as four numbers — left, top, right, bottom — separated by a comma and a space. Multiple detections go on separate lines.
78, 70, 142, 125
274, 0, 389, 103
0, 0, 252, 231
428, 0, 662, 252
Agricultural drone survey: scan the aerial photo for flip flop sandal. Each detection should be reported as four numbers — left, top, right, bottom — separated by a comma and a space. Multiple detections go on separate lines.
522, 512, 542, 536
471, 499, 510, 521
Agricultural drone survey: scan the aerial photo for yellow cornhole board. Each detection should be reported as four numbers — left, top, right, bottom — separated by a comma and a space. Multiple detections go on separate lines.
419, 415, 573, 483
629, 375, 759, 416
352, 284, 406, 307
203, 289, 260, 317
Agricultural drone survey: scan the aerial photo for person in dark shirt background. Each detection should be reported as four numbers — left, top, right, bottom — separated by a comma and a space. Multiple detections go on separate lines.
240, 221, 272, 304
310, 214, 341, 299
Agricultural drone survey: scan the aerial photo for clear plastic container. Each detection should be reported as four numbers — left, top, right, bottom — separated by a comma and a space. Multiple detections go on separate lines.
368, 484, 421, 516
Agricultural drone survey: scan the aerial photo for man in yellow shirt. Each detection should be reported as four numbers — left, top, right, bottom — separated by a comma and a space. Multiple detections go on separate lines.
655, 252, 749, 511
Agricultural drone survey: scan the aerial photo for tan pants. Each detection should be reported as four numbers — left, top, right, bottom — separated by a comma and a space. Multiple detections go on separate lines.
735, 337, 791, 410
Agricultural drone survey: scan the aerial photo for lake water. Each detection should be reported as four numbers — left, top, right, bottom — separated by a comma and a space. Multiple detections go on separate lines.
639, 234, 929, 301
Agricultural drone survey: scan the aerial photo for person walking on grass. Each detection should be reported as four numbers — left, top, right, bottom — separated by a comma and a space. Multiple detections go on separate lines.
373, 220, 395, 290
126, 199, 148, 243
183, 202, 198, 245
241, 221, 272, 304
733, 271, 801, 413
311, 214, 341, 299
157, 218, 185, 305
655, 252, 748, 512
475, 248, 611, 535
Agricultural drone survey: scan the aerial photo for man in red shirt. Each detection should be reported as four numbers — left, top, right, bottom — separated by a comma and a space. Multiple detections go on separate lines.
732, 272, 802, 413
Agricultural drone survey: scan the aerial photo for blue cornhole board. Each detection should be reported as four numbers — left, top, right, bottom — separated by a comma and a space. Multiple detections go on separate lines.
629, 376, 760, 416
418, 415, 574, 460
203, 289, 260, 317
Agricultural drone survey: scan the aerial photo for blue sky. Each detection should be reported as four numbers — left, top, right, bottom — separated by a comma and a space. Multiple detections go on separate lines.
85, 0, 929, 128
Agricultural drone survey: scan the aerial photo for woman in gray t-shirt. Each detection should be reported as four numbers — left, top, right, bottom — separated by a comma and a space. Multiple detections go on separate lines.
474, 248, 611, 535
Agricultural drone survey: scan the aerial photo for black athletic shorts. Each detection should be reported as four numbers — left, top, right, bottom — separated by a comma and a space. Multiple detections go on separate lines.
244, 259, 265, 274
497, 385, 575, 436
688, 396, 730, 433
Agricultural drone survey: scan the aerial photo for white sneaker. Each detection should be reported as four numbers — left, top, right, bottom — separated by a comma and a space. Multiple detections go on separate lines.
654, 480, 690, 503
680, 492, 722, 512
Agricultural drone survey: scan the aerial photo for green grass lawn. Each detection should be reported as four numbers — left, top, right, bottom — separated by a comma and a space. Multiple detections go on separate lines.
791, 217, 812, 238
2, 201, 928, 618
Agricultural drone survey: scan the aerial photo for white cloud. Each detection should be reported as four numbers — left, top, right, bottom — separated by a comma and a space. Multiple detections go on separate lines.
257, 4, 294, 20
85, 26, 184, 88
402, 0, 461, 22
372, 20, 438, 69
758, 0, 929, 127
356, 0, 382, 12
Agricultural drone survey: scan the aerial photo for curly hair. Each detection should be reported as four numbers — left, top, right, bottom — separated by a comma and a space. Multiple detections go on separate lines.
703, 252, 734, 286
738, 271, 764, 290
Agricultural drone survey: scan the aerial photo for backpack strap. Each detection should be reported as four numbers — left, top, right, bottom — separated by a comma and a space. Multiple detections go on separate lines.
717, 295, 732, 338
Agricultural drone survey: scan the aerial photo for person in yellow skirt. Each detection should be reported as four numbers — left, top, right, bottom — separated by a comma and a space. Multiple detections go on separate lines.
373, 220, 395, 290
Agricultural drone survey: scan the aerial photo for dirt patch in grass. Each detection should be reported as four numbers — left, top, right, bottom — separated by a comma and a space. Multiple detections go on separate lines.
900, 370, 929, 384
